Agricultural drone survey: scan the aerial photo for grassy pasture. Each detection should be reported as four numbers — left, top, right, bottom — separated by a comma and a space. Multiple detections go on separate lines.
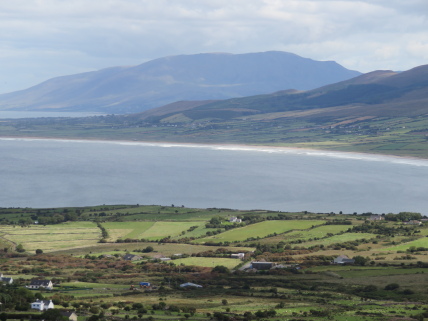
90, 205, 275, 222
102, 221, 204, 241
50, 241, 254, 257
380, 237, 428, 252
301, 232, 376, 247
195, 220, 324, 243
256, 225, 350, 244
0, 221, 100, 252
171, 257, 242, 269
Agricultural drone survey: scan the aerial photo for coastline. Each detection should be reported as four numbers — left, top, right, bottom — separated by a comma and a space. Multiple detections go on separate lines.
1, 135, 428, 164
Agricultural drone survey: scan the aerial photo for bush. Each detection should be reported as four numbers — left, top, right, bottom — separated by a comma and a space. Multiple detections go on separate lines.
384, 283, 400, 291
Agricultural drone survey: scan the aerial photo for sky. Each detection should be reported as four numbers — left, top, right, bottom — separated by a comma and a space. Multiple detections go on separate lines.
1, 0, 428, 94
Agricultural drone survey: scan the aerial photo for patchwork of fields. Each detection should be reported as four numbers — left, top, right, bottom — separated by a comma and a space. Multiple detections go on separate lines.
195, 220, 325, 243
0, 221, 100, 252
257, 224, 351, 244
102, 221, 204, 241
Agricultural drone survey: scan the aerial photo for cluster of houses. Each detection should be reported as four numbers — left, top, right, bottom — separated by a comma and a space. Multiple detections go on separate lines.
246, 255, 356, 271
122, 253, 173, 262
29, 300, 77, 321
369, 214, 425, 225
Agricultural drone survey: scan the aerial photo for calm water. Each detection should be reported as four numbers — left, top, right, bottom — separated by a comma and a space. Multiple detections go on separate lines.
0, 111, 104, 119
1, 138, 428, 214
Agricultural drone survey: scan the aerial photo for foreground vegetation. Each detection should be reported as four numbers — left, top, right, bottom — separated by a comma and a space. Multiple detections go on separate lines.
1, 205, 428, 320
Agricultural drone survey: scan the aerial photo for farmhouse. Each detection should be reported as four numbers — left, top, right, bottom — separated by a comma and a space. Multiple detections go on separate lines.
404, 220, 422, 225
251, 261, 275, 270
231, 253, 245, 260
333, 255, 355, 264
123, 253, 142, 261
180, 282, 203, 288
369, 214, 384, 221
30, 299, 54, 311
61, 311, 78, 321
229, 216, 242, 223
0, 273, 13, 284
27, 279, 53, 290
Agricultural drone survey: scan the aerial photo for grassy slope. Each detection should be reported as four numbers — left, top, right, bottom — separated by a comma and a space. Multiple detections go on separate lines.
195, 220, 324, 243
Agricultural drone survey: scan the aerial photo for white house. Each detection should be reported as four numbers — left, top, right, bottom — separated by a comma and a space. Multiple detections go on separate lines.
229, 216, 242, 223
27, 279, 53, 290
231, 253, 245, 260
31, 299, 54, 311
333, 255, 355, 264
0, 273, 13, 284
180, 282, 203, 288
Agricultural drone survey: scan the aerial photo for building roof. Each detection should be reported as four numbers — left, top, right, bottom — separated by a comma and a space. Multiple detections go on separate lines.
30, 280, 52, 286
123, 253, 142, 260
0, 277, 12, 283
61, 311, 77, 317
32, 299, 52, 305
180, 282, 202, 288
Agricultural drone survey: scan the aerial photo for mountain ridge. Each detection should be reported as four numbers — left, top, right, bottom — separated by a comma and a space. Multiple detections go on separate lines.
0, 51, 361, 113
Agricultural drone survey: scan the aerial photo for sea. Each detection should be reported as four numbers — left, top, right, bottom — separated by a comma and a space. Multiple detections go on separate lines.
1, 137, 428, 214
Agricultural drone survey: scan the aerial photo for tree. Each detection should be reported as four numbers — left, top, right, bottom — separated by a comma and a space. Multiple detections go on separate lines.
142, 246, 154, 253
384, 283, 400, 291
15, 244, 25, 253
35, 249, 43, 255
41, 309, 68, 321
222, 299, 228, 306
212, 265, 229, 274
353, 255, 369, 266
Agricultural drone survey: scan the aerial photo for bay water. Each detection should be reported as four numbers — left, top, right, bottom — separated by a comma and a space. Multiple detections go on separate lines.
1, 138, 428, 214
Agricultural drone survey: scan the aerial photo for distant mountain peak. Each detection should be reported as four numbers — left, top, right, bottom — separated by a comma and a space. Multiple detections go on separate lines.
0, 51, 361, 114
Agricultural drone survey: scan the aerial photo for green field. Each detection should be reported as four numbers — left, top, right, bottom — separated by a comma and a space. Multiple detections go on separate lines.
102, 221, 204, 241
380, 237, 428, 252
196, 220, 325, 243
0, 221, 100, 252
302, 232, 376, 247
257, 224, 350, 244
171, 257, 242, 269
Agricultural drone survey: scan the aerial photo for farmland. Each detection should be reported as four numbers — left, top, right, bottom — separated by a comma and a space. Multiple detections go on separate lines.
0, 221, 100, 252
195, 220, 325, 243
101, 221, 204, 241
0, 205, 428, 321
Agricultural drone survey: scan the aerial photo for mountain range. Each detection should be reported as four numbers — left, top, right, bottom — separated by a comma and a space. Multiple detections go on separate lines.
0, 51, 361, 114
132, 64, 428, 123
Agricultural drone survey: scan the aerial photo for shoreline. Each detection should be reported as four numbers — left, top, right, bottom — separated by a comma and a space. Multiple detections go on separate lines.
1, 135, 428, 163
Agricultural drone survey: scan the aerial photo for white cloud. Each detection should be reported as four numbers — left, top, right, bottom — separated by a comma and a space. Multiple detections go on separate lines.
1, 0, 428, 93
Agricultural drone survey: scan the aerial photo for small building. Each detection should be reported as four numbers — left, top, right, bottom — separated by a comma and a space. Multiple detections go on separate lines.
251, 262, 275, 270
231, 253, 245, 260
405, 220, 422, 225
229, 216, 242, 223
180, 282, 203, 288
27, 279, 53, 290
369, 214, 384, 221
159, 257, 171, 261
333, 255, 355, 264
123, 253, 142, 261
0, 273, 13, 284
30, 299, 54, 311
61, 311, 78, 321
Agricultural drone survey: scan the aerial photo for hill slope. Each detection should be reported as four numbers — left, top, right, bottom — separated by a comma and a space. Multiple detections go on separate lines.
134, 65, 428, 121
0, 51, 360, 113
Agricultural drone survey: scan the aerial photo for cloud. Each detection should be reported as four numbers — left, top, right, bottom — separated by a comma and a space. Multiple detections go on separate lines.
0, 0, 428, 93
